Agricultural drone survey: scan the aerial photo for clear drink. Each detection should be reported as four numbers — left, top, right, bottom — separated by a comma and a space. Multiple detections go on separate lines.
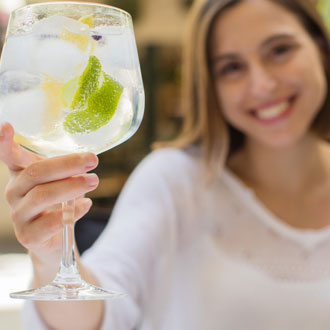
0, 5, 144, 157
0, 2, 144, 300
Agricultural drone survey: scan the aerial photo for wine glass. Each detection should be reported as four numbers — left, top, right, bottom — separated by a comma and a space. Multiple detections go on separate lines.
0, 2, 144, 300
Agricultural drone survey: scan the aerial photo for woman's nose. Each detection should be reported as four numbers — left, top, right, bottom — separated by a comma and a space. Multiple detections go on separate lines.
248, 63, 277, 98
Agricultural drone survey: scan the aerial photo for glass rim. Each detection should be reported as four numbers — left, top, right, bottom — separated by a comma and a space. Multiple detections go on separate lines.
11, 1, 132, 20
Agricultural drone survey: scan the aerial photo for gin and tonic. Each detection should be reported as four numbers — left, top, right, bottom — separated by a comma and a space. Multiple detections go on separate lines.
0, 2, 144, 300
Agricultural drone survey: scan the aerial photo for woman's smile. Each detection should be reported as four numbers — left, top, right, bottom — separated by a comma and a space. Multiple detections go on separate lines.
249, 95, 297, 124
209, 0, 327, 148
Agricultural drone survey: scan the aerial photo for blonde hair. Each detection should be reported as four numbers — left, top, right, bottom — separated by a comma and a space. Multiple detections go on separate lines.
158, 0, 330, 177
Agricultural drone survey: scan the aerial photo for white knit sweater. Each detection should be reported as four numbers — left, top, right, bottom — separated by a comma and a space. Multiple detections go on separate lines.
24, 147, 330, 330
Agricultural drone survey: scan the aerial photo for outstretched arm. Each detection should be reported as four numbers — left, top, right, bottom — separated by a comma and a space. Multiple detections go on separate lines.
0, 122, 104, 330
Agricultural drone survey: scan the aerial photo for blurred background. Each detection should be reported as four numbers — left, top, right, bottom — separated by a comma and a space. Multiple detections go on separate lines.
0, 0, 192, 327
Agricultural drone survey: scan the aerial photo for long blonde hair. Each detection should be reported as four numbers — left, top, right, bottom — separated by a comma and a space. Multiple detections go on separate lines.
159, 0, 330, 177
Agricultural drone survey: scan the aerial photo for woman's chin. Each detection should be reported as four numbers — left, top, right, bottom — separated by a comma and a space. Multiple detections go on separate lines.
249, 130, 311, 150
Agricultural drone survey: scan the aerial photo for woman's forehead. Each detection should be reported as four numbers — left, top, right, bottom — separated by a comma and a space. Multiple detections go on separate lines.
209, 0, 307, 54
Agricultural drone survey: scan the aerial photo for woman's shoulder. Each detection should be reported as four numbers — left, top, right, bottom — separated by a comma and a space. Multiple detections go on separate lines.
137, 146, 203, 176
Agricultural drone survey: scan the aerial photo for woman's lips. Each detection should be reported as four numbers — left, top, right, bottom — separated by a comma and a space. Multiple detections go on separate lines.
249, 96, 296, 124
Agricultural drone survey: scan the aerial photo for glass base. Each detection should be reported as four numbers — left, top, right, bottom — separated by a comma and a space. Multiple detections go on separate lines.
10, 280, 126, 300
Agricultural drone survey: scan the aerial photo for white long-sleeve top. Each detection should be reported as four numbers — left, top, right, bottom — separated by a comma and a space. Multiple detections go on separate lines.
24, 147, 330, 329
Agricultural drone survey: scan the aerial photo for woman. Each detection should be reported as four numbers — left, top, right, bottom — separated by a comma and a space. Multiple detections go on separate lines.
2, 0, 330, 329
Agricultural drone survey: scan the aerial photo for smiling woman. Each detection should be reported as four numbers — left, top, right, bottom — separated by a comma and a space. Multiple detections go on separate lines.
168, 0, 330, 171
209, 0, 327, 149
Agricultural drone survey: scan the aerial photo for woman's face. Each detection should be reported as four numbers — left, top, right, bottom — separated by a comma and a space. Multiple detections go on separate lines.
209, 0, 327, 149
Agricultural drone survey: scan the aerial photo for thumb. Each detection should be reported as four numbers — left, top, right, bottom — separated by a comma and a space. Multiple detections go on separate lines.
0, 122, 43, 172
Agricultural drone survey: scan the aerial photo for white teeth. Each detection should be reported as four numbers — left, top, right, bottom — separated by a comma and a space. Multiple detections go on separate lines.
255, 101, 290, 120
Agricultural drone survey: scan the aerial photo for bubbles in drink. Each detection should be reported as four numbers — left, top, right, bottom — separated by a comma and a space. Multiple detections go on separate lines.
0, 13, 144, 156
93, 26, 132, 69
33, 15, 89, 36
69, 88, 134, 148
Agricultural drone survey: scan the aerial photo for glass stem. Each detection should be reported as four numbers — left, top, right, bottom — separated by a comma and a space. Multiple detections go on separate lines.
53, 199, 82, 284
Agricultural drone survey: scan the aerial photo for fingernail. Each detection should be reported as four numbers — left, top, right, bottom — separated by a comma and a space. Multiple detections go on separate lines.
84, 153, 97, 169
86, 173, 99, 186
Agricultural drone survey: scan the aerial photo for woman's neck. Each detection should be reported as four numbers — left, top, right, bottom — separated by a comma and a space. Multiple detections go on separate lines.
228, 133, 330, 194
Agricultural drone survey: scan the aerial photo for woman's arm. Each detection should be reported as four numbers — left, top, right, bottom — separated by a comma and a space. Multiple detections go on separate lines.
1, 122, 179, 330
0, 122, 104, 330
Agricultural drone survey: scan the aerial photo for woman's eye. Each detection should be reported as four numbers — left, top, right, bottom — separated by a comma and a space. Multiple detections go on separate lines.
219, 62, 243, 76
271, 44, 294, 58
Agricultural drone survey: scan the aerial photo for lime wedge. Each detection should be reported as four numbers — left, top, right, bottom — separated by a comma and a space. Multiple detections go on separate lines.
63, 108, 106, 134
71, 55, 102, 110
63, 58, 124, 134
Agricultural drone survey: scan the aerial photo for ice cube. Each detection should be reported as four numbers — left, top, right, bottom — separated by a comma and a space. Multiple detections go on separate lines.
93, 26, 138, 71
30, 15, 92, 81
31, 38, 88, 81
0, 34, 36, 73
0, 71, 42, 95
32, 15, 89, 36
105, 68, 139, 89
0, 88, 47, 136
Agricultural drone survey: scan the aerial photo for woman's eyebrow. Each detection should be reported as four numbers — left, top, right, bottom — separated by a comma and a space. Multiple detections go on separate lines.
211, 33, 296, 64
260, 33, 296, 48
211, 53, 239, 66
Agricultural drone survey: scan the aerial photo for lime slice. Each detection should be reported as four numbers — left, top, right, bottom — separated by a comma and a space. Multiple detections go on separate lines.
88, 72, 123, 120
63, 56, 124, 134
71, 55, 102, 110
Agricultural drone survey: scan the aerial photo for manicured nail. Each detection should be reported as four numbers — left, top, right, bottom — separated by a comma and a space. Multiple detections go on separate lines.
86, 173, 99, 186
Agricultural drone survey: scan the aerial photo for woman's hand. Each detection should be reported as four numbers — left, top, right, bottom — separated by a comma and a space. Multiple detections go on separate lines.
0, 122, 99, 266
0, 123, 105, 330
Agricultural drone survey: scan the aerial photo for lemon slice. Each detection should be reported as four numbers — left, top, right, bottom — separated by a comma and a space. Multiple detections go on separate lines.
42, 78, 63, 130
79, 15, 97, 54
63, 57, 123, 134
61, 76, 79, 107
79, 15, 94, 28
60, 15, 94, 51
60, 29, 90, 51
60, 15, 93, 52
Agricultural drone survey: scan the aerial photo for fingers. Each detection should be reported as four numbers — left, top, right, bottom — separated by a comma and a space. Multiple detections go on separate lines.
14, 197, 92, 249
6, 152, 98, 205
11, 174, 99, 225
0, 122, 42, 172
